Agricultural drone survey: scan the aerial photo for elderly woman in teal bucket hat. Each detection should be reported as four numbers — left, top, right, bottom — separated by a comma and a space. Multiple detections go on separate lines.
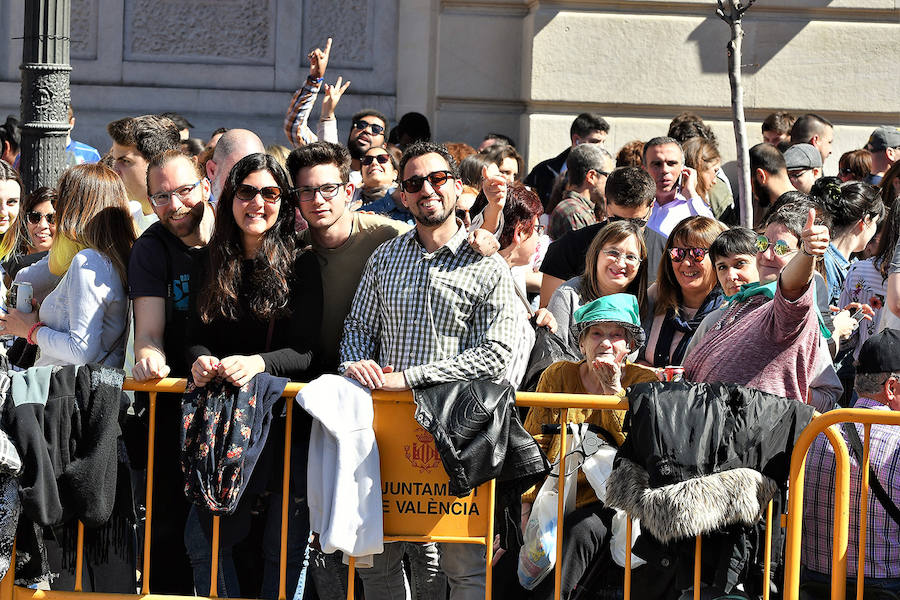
521, 293, 659, 599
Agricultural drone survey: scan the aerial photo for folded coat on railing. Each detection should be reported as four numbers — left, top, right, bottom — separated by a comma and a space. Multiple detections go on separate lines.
4, 364, 124, 528
294, 374, 383, 567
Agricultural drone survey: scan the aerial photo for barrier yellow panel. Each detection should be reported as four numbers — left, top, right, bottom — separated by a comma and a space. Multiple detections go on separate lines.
374, 399, 489, 540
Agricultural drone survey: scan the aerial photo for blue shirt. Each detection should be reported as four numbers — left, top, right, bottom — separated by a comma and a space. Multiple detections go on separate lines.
823, 242, 852, 307
359, 188, 414, 226
65, 139, 101, 166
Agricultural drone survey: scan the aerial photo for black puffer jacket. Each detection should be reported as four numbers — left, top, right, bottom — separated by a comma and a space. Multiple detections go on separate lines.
605, 381, 815, 598
607, 380, 814, 543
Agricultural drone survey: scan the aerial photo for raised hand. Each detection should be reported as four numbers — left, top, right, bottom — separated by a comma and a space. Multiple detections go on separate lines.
308, 37, 333, 80
800, 208, 829, 258
322, 76, 351, 120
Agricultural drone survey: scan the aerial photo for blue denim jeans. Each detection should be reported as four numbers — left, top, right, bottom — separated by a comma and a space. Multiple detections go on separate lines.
185, 494, 310, 599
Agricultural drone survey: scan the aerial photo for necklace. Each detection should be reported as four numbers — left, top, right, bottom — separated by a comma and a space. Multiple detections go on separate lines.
714, 299, 753, 331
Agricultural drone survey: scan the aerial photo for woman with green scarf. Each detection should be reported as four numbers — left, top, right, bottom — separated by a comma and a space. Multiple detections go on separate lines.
0, 163, 135, 366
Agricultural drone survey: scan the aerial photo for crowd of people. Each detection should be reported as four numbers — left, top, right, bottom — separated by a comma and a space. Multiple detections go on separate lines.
0, 35, 899, 600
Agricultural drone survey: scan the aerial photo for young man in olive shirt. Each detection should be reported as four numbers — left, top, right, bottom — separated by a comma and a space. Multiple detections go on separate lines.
287, 141, 410, 373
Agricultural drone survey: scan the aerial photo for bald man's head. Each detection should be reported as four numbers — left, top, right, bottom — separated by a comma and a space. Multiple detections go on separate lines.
206, 128, 265, 199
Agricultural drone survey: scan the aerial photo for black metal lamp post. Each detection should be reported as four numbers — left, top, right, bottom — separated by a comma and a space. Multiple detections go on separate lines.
18, 0, 71, 193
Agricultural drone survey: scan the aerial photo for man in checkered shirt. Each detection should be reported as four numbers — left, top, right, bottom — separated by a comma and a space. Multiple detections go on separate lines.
801, 329, 900, 593
339, 141, 519, 600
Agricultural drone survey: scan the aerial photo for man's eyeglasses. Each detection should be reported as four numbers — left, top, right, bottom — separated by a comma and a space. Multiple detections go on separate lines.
149, 180, 202, 207
352, 120, 385, 136
235, 184, 282, 204
362, 154, 391, 166
602, 248, 641, 266
668, 247, 708, 263
26, 210, 55, 225
400, 170, 454, 193
755, 235, 795, 256
608, 214, 650, 229
293, 183, 343, 202
787, 169, 810, 179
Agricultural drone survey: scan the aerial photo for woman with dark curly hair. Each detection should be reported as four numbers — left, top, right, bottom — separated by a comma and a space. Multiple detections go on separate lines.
184, 152, 321, 599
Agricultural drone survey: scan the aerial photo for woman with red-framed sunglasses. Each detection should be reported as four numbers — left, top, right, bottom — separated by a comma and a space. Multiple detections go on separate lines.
638, 215, 727, 368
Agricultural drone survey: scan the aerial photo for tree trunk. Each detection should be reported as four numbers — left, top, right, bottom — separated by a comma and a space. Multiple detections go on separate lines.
718, 1, 754, 228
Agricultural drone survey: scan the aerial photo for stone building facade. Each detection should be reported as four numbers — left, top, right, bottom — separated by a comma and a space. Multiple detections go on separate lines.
0, 0, 897, 176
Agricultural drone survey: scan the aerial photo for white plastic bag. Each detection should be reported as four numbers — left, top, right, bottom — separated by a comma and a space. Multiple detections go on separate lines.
610, 509, 646, 568
517, 427, 582, 590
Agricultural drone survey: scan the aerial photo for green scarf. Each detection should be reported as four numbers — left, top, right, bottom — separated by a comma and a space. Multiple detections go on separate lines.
725, 280, 832, 339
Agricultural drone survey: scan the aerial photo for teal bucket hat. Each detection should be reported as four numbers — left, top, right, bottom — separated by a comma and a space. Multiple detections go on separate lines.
574, 293, 645, 349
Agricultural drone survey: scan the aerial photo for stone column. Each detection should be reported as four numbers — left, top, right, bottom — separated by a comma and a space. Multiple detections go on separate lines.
19, 0, 71, 193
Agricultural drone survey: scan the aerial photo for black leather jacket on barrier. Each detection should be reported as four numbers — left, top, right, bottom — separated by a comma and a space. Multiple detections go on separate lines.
412, 380, 549, 499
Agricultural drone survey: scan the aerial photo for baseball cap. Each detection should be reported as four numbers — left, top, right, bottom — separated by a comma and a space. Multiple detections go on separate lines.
856, 328, 900, 374
865, 126, 900, 152
783, 144, 823, 170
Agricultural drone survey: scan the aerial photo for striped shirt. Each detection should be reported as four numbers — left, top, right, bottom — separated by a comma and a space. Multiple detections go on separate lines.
283, 76, 337, 147
801, 396, 900, 579
339, 222, 519, 388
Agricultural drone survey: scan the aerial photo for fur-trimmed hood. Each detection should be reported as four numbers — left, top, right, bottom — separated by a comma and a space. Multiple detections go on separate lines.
605, 457, 777, 543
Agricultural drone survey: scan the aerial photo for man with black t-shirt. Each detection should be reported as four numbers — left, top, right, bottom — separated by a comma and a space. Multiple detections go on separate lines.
539, 167, 666, 307
128, 150, 215, 594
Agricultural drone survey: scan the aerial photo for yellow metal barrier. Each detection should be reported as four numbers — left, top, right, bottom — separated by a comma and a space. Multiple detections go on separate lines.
5, 379, 888, 600
783, 408, 900, 600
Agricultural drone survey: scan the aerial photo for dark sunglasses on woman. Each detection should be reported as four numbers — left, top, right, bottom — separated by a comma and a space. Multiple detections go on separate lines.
362, 154, 391, 166
27, 210, 55, 225
235, 184, 282, 203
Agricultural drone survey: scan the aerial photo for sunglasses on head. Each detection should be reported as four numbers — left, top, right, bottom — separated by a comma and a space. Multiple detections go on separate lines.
755, 235, 794, 256
235, 184, 282, 203
400, 170, 454, 193
668, 247, 708, 263
608, 214, 649, 229
362, 153, 391, 166
352, 120, 385, 136
26, 210, 55, 225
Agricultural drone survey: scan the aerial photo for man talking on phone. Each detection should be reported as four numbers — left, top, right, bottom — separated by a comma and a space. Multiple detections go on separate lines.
642, 136, 714, 237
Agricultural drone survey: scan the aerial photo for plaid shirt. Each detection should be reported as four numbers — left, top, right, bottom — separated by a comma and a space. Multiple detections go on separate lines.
339, 223, 519, 388
801, 396, 900, 578
548, 191, 596, 241
283, 76, 337, 147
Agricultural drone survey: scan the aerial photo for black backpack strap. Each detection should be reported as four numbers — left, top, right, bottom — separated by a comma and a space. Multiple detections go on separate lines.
841, 421, 900, 527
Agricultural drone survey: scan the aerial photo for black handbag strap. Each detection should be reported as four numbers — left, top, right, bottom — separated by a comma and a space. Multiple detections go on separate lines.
841, 421, 900, 527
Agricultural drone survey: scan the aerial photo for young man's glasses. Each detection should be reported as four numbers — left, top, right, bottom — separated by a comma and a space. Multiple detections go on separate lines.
293, 183, 343, 202
26, 210, 55, 225
400, 170, 454, 193
148, 181, 202, 207
755, 235, 794, 256
668, 247, 708, 263
602, 248, 641, 267
234, 184, 282, 204
362, 154, 391, 166
352, 120, 385, 136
